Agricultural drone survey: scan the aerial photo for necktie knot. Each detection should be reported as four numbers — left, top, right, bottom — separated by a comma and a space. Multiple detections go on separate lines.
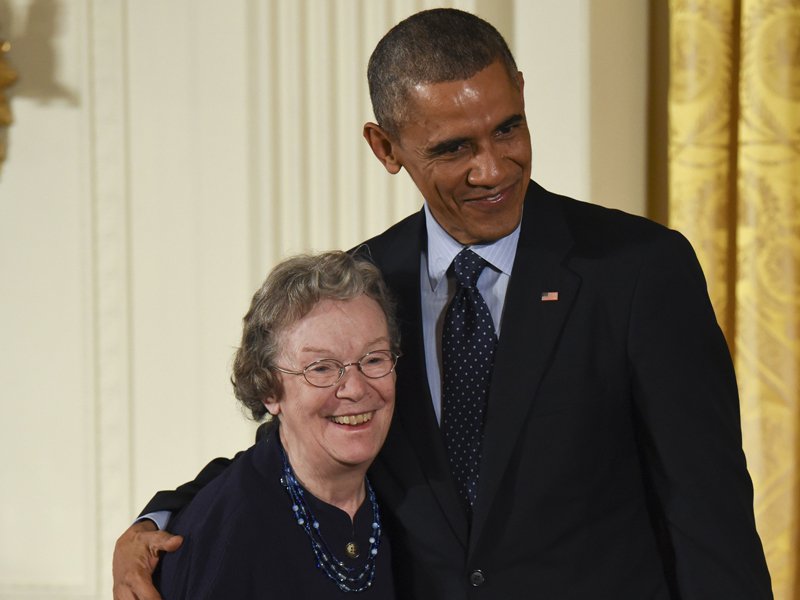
452, 248, 486, 289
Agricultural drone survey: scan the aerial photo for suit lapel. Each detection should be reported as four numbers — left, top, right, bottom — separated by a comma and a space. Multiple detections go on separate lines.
469, 184, 581, 556
365, 212, 469, 547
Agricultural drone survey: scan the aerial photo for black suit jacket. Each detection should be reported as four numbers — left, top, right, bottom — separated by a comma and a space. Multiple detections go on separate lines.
144, 182, 771, 599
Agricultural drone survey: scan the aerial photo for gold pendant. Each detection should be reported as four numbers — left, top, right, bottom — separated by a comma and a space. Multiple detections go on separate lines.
345, 541, 359, 558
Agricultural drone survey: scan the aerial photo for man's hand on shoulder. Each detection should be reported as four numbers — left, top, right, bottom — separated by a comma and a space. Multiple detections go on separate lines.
112, 520, 183, 600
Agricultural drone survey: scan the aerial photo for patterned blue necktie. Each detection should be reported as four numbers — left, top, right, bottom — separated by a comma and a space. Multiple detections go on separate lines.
441, 248, 498, 511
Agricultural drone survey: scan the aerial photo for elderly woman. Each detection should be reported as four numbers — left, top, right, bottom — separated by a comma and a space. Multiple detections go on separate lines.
156, 251, 398, 598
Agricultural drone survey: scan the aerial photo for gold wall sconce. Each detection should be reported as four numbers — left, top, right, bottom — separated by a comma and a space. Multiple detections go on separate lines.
0, 39, 17, 166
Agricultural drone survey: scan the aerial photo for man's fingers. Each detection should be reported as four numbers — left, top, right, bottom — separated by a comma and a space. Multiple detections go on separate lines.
113, 522, 179, 600
112, 584, 136, 600
113, 572, 164, 600
113, 568, 164, 600
149, 532, 183, 556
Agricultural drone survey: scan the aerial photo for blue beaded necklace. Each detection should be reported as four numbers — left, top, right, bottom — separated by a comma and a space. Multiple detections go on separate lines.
279, 445, 382, 593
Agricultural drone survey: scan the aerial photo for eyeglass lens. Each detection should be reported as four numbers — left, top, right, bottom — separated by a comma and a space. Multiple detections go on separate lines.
304, 351, 396, 387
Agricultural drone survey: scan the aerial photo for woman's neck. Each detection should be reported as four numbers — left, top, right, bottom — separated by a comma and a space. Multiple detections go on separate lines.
279, 431, 367, 520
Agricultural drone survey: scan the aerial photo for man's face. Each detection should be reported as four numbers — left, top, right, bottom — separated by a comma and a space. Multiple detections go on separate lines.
379, 60, 532, 245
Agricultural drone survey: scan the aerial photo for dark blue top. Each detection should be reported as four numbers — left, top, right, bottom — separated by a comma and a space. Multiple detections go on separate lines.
157, 432, 395, 599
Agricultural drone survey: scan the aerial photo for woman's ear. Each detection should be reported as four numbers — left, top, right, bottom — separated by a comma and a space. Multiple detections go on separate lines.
263, 397, 281, 417
363, 122, 403, 174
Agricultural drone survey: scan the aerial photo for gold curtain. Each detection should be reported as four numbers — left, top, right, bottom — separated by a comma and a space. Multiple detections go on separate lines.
668, 1, 800, 597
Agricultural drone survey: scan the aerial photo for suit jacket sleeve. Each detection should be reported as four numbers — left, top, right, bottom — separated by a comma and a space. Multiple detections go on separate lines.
139, 455, 237, 516
628, 229, 772, 598
139, 422, 273, 517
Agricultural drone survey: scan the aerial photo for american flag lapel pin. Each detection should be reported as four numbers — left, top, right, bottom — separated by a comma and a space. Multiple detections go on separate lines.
541, 291, 559, 302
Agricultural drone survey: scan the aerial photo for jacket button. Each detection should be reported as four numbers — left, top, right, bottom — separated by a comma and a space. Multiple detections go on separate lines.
469, 570, 485, 587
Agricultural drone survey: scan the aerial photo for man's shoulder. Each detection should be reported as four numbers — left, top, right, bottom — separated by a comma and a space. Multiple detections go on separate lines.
533, 185, 680, 256
360, 209, 424, 247
540, 186, 664, 233
351, 208, 425, 270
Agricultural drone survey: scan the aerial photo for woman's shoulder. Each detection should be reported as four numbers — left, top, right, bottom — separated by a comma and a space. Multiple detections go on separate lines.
171, 434, 282, 531
157, 435, 287, 597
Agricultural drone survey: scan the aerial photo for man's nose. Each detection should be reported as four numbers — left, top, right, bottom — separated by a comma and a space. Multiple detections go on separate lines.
467, 144, 506, 187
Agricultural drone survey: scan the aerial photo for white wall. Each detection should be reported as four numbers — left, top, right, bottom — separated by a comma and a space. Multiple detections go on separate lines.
517, 0, 648, 212
0, 1, 647, 596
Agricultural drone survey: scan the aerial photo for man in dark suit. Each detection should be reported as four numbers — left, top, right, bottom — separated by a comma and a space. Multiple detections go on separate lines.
113, 8, 772, 599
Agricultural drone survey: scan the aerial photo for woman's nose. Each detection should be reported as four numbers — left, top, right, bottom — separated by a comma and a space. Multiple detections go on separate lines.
335, 364, 368, 400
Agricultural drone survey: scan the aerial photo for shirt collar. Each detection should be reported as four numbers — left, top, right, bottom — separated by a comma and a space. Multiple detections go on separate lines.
423, 202, 521, 292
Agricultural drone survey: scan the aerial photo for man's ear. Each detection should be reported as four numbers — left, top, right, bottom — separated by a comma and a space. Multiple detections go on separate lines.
363, 122, 403, 175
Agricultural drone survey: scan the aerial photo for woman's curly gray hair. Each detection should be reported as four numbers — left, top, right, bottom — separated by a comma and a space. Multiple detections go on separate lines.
231, 250, 399, 421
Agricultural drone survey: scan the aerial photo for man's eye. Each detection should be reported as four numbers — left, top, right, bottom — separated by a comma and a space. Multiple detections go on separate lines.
441, 143, 466, 154
432, 141, 469, 156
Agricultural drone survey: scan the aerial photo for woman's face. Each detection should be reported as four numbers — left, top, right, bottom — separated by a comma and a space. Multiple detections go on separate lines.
266, 295, 396, 477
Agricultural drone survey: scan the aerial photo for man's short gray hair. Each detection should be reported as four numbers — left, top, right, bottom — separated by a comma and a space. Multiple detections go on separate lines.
367, 8, 518, 137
